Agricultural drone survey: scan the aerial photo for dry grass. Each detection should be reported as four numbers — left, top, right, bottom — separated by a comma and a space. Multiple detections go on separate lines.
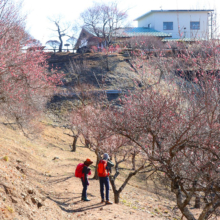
0, 116, 209, 219
0, 51, 210, 219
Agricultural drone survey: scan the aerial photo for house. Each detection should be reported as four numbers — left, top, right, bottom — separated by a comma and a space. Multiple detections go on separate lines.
134, 10, 214, 40
75, 27, 171, 50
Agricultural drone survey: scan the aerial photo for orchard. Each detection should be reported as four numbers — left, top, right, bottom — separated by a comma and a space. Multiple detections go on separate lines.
72, 39, 220, 219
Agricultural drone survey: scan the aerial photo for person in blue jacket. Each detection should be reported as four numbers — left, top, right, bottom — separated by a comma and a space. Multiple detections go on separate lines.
99, 153, 114, 204
82, 158, 93, 201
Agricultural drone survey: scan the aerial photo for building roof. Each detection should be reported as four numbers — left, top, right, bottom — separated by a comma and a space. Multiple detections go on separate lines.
134, 9, 214, 21
162, 38, 198, 42
120, 27, 171, 37
84, 27, 171, 38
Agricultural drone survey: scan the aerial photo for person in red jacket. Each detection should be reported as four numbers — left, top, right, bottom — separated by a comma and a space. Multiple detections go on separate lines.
82, 158, 93, 201
98, 153, 114, 204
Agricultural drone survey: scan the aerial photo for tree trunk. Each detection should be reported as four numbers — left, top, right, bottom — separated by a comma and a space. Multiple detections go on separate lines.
56, 22, 63, 52
59, 37, 63, 52
85, 139, 90, 148
93, 151, 101, 180
105, 46, 110, 71
114, 192, 120, 204
106, 54, 110, 71
174, 186, 196, 220
93, 159, 99, 180
194, 196, 200, 209
109, 175, 120, 204
110, 165, 144, 204
131, 153, 136, 170
71, 136, 78, 152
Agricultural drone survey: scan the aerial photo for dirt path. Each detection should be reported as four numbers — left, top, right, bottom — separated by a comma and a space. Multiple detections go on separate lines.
36, 146, 158, 220
0, 124, 203, 220
29, 126, 190, 220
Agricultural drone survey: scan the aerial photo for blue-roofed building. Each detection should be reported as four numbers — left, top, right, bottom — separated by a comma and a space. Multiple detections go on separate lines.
75, 27, 171, 50
134, 10, 214, 40
75, 9, 215, 50
115, 27, 171, 38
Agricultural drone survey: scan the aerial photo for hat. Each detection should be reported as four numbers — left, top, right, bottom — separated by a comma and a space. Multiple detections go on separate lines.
103, 153, 109, 160
84, 158, 93, 166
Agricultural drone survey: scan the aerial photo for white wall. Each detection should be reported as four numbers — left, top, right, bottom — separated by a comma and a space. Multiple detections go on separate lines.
138, 11, 210, 39
138, 13, 155, 29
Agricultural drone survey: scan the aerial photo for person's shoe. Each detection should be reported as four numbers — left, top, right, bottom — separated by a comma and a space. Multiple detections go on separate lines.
81, 197, 84, 201
83, 198, 90, 201
101, 199, 105, 203
105, 200, 113, 205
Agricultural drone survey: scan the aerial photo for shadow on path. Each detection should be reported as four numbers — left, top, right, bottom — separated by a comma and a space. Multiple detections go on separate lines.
47, 175, 75, 184
47, 194, 104, 213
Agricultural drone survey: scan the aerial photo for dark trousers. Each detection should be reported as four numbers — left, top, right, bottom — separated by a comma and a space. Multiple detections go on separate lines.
81, 178, 87, 199
99, 176, 109, 201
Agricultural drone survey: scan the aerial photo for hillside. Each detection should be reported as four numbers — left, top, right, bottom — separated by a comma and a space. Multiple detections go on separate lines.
0, 118, 187, 220
47, 52, 141, 91
0, 52, 207, 220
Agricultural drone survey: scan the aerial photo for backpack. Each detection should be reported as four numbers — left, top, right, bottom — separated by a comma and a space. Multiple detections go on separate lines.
97, 160, 109, 177
75, 163, 85, 178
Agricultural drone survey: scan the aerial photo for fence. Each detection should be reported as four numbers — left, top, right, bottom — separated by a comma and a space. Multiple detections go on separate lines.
21, 48, 76, 53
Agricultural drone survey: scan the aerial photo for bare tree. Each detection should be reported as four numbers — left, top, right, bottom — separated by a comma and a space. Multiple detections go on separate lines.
46, 40, 60, 53
66, 24, 79, 52
80, 2, 128, 70
48, 16, 70, 52
67, 37, 76, 52
80, 1, 128, 47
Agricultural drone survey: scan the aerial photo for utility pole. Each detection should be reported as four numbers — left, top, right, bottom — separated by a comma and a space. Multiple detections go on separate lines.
208, 12, 213, 40
211, 12, 213, 39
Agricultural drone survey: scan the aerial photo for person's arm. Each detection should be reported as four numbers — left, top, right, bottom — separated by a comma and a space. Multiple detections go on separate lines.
107, 160, 114, 168
82, 166, 88, 183
88, 168, 91, 175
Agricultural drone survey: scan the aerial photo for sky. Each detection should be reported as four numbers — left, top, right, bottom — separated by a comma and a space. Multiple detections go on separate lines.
19, 0, 220, 46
